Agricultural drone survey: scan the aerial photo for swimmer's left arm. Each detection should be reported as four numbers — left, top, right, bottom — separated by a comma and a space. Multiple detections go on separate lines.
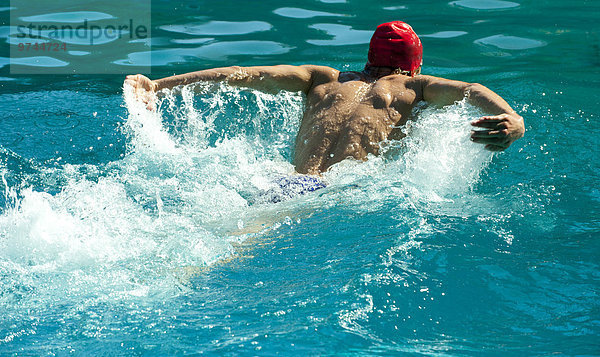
419, 75, 525, 151
149, 65, 311, 93
153, 65, 335, 94
124, 65, 336, 109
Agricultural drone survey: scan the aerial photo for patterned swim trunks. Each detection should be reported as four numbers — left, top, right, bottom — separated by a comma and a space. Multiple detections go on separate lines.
257, 175, 326, 203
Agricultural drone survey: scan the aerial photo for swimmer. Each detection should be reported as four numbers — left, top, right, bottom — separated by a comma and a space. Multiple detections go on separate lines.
125, 21, 525, 175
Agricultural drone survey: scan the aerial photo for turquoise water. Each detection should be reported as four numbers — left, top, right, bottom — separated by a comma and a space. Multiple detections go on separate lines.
1, 0, 599, 355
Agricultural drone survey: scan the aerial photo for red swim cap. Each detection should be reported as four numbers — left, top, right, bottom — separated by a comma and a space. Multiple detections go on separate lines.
367, 21, 423, 73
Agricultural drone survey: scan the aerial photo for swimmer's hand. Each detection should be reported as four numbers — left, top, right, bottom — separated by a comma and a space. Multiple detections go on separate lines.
470, 113, 525, 151
124, 74, 157, 111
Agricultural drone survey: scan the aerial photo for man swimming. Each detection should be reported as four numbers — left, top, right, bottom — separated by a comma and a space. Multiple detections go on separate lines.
125, 21, 525, 176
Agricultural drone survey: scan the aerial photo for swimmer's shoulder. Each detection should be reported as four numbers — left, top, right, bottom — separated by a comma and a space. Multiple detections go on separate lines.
407, 74, 453, 87
299, 65, 340, 82
390, 74, 441, 93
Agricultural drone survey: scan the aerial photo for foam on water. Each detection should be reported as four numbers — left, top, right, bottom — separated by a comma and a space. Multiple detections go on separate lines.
322, 100, 493, 215
0, 84, 305, 322
0, 83, 493, 336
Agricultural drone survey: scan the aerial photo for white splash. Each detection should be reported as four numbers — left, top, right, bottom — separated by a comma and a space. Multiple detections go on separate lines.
0, 83, 306, 314
0, 83, 493, 319
322, 99, 493, 211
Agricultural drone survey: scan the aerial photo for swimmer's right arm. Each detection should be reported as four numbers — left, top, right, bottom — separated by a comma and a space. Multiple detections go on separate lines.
418, 75, 525, 151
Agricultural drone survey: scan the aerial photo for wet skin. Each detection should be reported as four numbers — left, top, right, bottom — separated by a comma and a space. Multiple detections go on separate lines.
125, 65, 525, 174
295, 71, 422, 174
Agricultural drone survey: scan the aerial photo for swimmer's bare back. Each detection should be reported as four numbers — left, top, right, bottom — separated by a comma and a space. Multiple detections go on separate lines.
124, 65, 524, 174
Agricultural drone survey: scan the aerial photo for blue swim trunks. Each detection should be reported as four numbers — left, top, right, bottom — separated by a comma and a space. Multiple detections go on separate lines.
257, 175, 326, 203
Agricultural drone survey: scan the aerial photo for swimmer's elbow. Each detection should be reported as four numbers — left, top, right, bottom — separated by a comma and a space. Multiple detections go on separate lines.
465, 83, 486, 96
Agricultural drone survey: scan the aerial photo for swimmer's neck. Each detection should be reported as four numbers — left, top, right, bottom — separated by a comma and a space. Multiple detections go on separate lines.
361, 64, 419, 80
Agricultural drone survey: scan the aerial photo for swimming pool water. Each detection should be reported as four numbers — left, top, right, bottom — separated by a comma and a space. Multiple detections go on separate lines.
1, 0, 599, 355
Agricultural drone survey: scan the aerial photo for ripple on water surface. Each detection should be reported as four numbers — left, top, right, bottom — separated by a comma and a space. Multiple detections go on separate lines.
383, 6, 408, 10
170, 38, 214, 45
160, 21, 272, 36
2, 25, 121, 47
18, 11, 115, 23
449, 0, 520, 10
307, 24, 372, 46
273, 7, 346, 19
68, 51, 91, 56
475, 34, 546, 50
115, 41, 291, 66
2, 56, 69, 68
421, 31, 468, 39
